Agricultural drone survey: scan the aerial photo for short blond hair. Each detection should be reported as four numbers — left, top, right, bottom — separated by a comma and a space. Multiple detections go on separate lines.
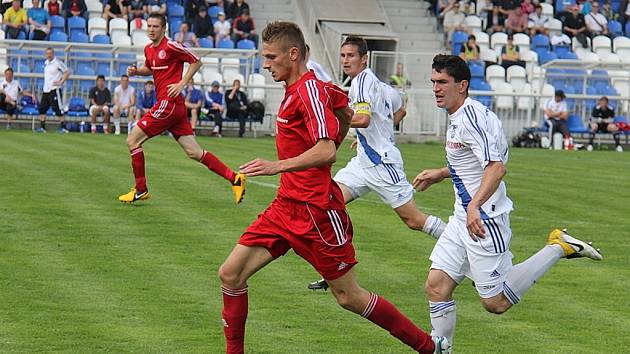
261, 21, 306, 61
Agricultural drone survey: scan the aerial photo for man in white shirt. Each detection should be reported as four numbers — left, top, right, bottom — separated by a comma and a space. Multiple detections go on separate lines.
36, 47, 70, 133
213, 11, 231, 45
414, 54, 601, 350
113, 74, 136, 135
585, 1, 609, 37
528, 4, 549, 36
543, 89, 571, 142
443, 2, 466, 49
0, 67, 21, 129
305, 44, 332, 82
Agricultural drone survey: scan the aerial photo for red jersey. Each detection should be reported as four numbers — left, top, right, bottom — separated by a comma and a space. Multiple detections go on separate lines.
276, 71, 344, 209
144, 36, 199, 102
323, 82, 349, 111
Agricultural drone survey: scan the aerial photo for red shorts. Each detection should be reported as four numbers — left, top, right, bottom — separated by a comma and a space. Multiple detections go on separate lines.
240, 197, 357, 280
136, 99, 193, 139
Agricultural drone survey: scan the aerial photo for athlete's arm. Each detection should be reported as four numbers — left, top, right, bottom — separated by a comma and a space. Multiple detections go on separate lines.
167, 60, 202, 97
350, 109, 370, 128
412, 167, 450, 191
128, 65, 152, 77
335, 107, 354, 142
393, 106, 407, 125
239, 139, 336, 177
466, 161, 506, 239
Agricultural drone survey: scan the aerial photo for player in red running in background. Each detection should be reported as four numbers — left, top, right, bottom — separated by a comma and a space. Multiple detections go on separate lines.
217, 21, 451, 354
118, 12, 246, 204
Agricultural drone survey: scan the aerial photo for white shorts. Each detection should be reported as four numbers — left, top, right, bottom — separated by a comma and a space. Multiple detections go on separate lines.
89, 105, 110, 116
429, 213, 514, 298
334, 156, 414, 209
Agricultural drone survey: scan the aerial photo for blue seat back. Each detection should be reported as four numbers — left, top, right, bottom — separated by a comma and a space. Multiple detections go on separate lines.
92, 34, 110, 44
218, 38, 234, 48
50, 31, 68, 42
199, 37, 214, 48
236, 39, 255, 49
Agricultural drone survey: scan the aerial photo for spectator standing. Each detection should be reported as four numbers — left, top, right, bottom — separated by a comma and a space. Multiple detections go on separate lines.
2, 0, 27, 39
143, 0, 165, 15
213, 11, 230, 44
225, 79, 248, 137
543, 90, 572, 149
231, 9, 258, 46
113, 74, 136, 135
205, 80, 224, 137
562, 5, 588, 48
176, 22, 199, 47
585, 1, 609, 37
133, 80, 156, 132
587, 96, 622, 152
486, 5, 505, 33
184, 79, 203, 130
459, 34, 481, 62
505, 7, 528, 34
103, 0, 130, 22
306, 44, 333, 82
528, 4, 548, 36
37, 47, 70, 133
226, 0, 248, 20
27, 0, 50, 41
63, 0, 87, 19
443, 1, 466, 49
620, 0, 630, 28
0, 67, 21, 129
501, 33, 525, 68
389, 62, 411, 88
47, 0, 60, 16
88, 75, 112, 134
193, 6, 215, 41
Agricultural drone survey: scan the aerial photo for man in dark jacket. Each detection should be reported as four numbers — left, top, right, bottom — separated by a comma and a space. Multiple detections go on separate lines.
193, 6, 214, 40
225, 79, 249, 137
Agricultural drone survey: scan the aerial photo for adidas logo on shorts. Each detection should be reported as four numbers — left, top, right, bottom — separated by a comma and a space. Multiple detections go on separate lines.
338, 262, 348, 270
490, 270, 500, 278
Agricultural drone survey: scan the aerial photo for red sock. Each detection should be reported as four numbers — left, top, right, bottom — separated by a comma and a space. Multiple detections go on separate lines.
221, 286, 248, 354
130, 147, 147, 192
201, 150, 236, 183
362, 292, 435, 354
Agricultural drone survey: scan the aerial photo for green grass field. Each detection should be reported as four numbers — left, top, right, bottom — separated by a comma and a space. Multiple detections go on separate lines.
1, 130, 629, 353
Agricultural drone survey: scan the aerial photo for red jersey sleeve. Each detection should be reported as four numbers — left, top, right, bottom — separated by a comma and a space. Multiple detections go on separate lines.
324, 83, 349, 111
297, 79, 340, 144
166, 40, 200, 64
144, 46, 151, 69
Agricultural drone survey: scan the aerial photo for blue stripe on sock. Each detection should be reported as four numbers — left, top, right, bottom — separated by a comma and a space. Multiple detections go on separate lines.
503, 283, 520, 304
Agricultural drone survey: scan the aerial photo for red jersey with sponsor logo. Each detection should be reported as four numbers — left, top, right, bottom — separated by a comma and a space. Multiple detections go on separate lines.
144, 36, 199, 102
276, 71, 345, 209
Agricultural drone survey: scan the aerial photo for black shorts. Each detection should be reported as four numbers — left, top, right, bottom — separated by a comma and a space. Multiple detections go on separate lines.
38, 89, 64, 116
595, 122, 610, 133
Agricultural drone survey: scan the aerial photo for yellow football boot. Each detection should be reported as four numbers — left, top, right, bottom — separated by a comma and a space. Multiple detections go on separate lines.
231, 173, 246, 204
118, 187, 150, 204
547, 229, 602, 260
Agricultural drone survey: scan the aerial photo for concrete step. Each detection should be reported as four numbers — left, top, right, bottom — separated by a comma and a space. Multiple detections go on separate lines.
399, 39, 443, 49
390, 22, 436, 33
249, 3, 292, 13
381, 0, 431, 9
397, 31, 442, 41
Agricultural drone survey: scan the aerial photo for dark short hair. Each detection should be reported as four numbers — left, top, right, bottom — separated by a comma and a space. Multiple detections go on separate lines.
342, 35, 368, 57
535, 4, 542, 9
97, 75, 105, 80
145, 80, 154, 86
262, 21, 307, 61
4, 67, 13, 73
432, 54, 471, 83
121, 74, 129, 79
242, 9, 249, 16
555, 90, 565, 98
468, 34, 476, 41
148, 12, 166, 27
599, 96, 608, 102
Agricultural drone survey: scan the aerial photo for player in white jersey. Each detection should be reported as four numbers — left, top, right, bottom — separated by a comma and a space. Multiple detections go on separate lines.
413, 54, 602, 348
308, 36, 447, 291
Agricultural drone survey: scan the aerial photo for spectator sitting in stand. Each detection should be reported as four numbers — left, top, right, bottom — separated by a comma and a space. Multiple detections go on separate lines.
63, 0, 87, 19
183, 79, 203, 130
47, 0, 60, 16
389, 62, 411, 88
226, 0, 248, 21
550, 31, 572, 46
193, 6, 214, 42
27, 0, 50, 41
186, 0, 205, 23
543, 90, 572, 149
587, 96, 623, 152
459, 34, 481, 63
585, 1, 609, 37
231, 9, 258, 47
103, 0, 130, 22
89, 75, 112, 134
133, 80, 156, 132
501, 33, 526, 68
129, 0, 145, 20
443, 1, 466, 49
225, 78, 249, 138
486, 5, 505, 33
205, 80, 224, 137
528, 4, 548, 36
113, 74, 136, 135
505, 7, 528, 34
562, 5, 589, 48
143, 0, 165, 15
520, 0, 534, 15
176, 22, 199, 47
2, 0, 27, 39
213, 11, 231, 44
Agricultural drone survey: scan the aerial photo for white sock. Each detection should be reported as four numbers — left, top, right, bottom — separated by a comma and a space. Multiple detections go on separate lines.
429, 300, 457, 344
423, 215, 447, 239
504, 245, 564, 304
114, 120, 120, 131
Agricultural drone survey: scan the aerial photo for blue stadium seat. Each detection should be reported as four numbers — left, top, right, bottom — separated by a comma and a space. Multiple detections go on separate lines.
68, 16, 87, 37
608, 21, 623, 38
553, 45, 571, 57
236, 39, 256, 49
532, 34, 550, 50
95, 61, 111, 76
469, 63, 484, 79
218, 38, 235, 48
209, 5, 223, 20
167, 4, 184, 23
199, 37, 214, 48
50, 15, 65, 34
451, 31, 468, 55
555, 0, 575, 13
567, 114, 588, 133
612, 0, 621, 12
50, 31, 68, 42
538, 50, 557, 64
614, 115, 628, 124
169, 19, 182, 37
19, 95, 39, 116
18, 61, 31, 73
92, 34, 110, 44
70, 32, 89, 43
67, 97, 89, 117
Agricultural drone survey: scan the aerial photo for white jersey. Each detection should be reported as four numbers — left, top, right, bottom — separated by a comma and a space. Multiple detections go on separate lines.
349, 68, 402, 167
1, 79, 22, 100
114, 84, 135, 106
446, 97, 512, 220
381, 83, 403, 113
306, 59, 332, 82
43, 57, 68, 93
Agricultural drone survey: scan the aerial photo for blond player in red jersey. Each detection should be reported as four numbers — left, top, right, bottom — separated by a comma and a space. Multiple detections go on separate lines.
118, 12, 246, 204
217, 21, 451, 354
